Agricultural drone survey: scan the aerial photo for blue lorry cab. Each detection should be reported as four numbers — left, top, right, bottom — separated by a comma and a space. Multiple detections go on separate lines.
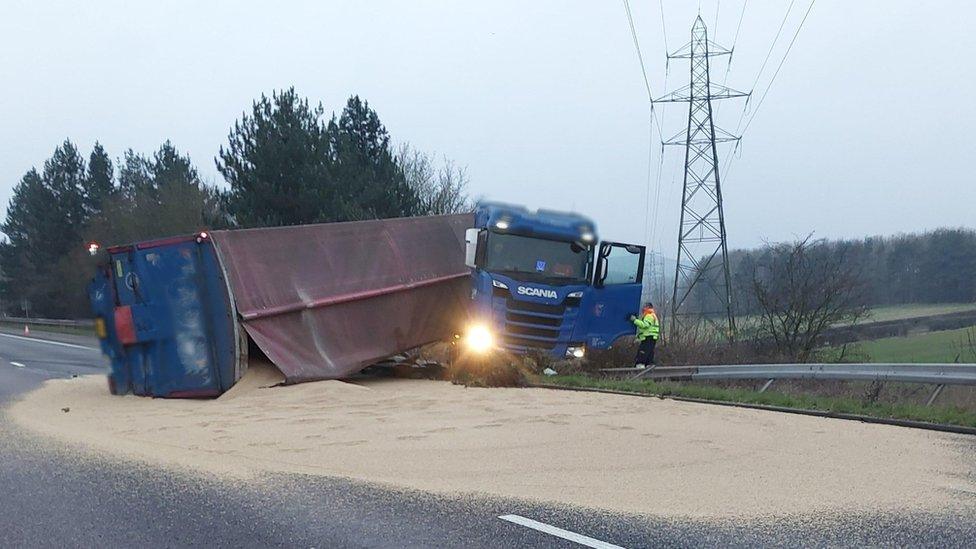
464, 202, 646, 359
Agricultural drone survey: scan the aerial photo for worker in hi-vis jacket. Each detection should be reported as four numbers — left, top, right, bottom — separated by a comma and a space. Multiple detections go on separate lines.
629, 302, 660, 369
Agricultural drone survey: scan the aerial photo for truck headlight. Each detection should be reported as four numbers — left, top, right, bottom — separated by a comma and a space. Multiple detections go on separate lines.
464, 323, 495, 353
492, 279, 509, 289
566, 346, 585, 359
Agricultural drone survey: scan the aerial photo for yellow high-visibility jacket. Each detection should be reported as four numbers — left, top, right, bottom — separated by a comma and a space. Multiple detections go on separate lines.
632, 311, 660, 341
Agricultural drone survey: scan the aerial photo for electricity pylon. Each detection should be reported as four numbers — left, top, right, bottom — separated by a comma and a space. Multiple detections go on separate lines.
655, 16, 747, 342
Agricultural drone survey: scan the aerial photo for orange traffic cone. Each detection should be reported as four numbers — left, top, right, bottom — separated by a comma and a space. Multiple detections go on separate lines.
24, 324, 30, 336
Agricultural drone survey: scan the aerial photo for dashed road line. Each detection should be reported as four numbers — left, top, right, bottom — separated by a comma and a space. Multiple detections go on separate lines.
0, 332, 99, 351
10, 362, 26, 368
498, 514, 625, 549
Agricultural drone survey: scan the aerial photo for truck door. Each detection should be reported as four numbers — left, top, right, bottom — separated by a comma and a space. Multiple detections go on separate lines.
584, 241, 646, 349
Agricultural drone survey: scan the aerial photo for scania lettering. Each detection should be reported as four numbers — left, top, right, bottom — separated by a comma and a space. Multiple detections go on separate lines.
464, 202, 646, 359
516, 287, 558, 299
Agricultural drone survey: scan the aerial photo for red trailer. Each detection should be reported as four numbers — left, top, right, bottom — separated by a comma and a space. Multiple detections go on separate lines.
89, 214, 471, 396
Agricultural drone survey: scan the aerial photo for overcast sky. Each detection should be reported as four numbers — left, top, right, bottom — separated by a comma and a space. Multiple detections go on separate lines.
1, 0, 974, 255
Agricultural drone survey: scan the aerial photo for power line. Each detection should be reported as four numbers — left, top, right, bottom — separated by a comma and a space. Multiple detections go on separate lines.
730, 0, 747, 49
653, 0, 672, 251
739, 0, 816, 136
746, 0, 797, 105
623, 0, 668, 255
713, 0, 721, 39
623, 0, 653, 102
719, 0, 797, 176
724, 0, 748, 82
622, 0, 664, 141
642, 112, 654, 244
716, 0, 749, 117
659, 0, 669, 60
659, 0, 670, 84
648, 137, 665, 247
723, 0, 817, 183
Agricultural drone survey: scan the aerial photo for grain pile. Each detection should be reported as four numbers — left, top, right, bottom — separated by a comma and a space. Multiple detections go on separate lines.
7, 363, 975, 518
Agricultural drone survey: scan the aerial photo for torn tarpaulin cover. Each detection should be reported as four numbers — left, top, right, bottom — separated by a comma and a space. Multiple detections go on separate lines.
211, 214, 473, 383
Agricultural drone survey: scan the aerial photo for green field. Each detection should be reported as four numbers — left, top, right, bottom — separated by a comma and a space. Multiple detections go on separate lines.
859, 303, 976, 324
845, 324, 976, 363
734, 303, 976, 334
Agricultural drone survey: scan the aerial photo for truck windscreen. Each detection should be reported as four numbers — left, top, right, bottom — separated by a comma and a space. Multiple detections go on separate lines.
484, 233, 590, 283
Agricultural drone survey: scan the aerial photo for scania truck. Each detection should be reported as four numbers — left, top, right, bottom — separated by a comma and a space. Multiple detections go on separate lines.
462, 202, 645, 360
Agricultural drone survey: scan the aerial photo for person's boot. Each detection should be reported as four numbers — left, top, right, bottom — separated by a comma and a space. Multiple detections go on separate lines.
635, 363, 646, 369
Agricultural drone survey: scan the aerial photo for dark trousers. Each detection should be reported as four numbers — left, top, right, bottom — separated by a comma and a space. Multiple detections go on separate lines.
634, 337, 657, 366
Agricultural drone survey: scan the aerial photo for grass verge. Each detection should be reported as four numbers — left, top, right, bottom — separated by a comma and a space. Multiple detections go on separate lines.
538, 374, 976, 429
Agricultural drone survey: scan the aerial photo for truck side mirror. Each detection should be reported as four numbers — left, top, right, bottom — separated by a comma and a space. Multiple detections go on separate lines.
464, 228, 480, 268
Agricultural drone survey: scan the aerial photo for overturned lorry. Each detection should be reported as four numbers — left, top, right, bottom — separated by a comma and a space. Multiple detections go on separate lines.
90, 215, 472, 397
90, 205, 645, 397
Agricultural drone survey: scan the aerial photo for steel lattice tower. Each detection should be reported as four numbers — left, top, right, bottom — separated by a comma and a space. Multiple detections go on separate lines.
656, 16, 747, 341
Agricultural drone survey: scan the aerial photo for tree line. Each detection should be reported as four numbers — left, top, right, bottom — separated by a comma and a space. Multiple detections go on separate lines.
676, 229, 976, 321
0, 89, 470, 318
729, 229, 976, 314
663, 230, 976, 362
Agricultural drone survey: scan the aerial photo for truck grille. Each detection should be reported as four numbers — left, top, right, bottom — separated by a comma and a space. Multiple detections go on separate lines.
506, 298, 565, 316
506, 311, 560, 327
500, 297, 577, 353
502, 335, 557, 350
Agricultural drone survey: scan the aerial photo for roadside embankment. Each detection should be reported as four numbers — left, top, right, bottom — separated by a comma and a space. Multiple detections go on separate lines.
7, 362, 976, 519
542, 375, 976, 429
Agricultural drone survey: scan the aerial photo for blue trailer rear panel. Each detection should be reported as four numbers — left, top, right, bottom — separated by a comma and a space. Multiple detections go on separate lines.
88, 235, 239, 397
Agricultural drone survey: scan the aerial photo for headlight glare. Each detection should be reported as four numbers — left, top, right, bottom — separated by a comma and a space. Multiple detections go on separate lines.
464, 323, 495, 353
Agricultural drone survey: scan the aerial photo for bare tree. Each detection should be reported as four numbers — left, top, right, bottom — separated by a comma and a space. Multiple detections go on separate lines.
397, 143, 471, 215
750, 235, 868, 361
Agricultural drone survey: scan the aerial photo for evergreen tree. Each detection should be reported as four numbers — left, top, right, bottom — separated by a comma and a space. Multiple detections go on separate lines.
330, 96, 418, 220
118, 148, 154, 197
152, 140, 200, 189
84, 141, 115, 215
216, 88, 333, 227
2, 140, 229, 317
88, 141, 228, 246
42, 140, 88, 251
1, 169, 66, 314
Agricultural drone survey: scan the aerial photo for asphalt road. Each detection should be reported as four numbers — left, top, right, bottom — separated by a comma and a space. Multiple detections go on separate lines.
2, 329, 976, 548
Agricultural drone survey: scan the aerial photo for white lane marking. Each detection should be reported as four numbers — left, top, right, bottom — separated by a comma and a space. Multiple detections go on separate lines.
498, 515, 625, 549
11, 362, 25, 368
0, 332, 99, 352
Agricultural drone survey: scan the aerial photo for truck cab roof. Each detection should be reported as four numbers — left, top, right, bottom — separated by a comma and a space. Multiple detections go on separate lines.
474, 201, 597, 242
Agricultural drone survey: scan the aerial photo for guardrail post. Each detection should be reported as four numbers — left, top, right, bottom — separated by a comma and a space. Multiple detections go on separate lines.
759, 379, 774, 393
926, 384, 945, 407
